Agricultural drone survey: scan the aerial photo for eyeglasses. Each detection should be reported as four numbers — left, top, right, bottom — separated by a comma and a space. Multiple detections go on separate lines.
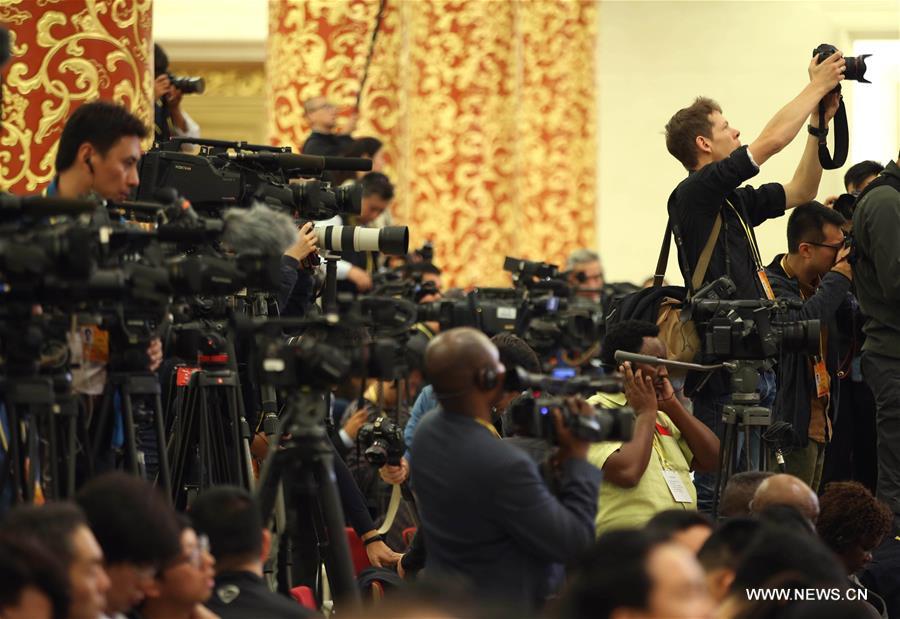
805, 238, 847, 251
176, 534, 210, 569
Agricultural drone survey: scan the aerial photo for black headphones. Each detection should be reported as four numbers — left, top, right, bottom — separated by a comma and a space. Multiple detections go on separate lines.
433, 366, 501, 399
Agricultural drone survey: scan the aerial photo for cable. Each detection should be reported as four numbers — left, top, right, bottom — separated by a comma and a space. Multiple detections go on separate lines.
356, 0, 387, 110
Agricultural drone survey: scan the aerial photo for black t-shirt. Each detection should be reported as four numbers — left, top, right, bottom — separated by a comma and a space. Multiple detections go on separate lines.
668, 146, 786, 300
205, 571, 314, 619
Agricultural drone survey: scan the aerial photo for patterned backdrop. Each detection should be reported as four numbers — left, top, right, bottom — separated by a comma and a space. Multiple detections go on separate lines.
269, 0, 598, 288
0, 0, 153, 194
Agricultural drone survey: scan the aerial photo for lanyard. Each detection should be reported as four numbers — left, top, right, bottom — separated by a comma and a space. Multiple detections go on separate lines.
651, 424, 674, 471
725, 198, 764, 269
475, 417, 501, 439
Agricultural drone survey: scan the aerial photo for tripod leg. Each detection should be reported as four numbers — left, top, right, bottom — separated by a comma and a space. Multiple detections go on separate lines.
153, 392, 173, 501
120, 390, 140, 476
712, 419, 736, 519
312, 455, 361, 608
65, 411, 77, 498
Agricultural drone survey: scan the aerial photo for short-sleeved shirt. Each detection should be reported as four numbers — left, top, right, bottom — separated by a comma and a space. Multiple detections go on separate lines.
588, 393, 696, 536
668, 146, 786, 301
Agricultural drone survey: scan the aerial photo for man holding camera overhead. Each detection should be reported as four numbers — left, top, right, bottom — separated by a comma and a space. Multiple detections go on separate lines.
664, 49, 845, 512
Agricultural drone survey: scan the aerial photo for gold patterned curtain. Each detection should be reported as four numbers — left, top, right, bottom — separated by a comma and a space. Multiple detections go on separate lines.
269, 0, 597, 288
0, 0, 152, 194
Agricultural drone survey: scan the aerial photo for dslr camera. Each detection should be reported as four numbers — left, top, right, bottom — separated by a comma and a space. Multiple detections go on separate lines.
357, 415, 405, 467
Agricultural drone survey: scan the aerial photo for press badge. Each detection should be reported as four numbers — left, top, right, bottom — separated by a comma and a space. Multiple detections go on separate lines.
757, 268, 775, 300
82, 325, 109, 364
662, 470, 694, 503
813, 358, 830, 399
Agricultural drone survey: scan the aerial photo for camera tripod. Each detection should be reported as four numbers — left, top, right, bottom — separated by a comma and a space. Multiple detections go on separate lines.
166, 334, 254, 509
257, 388, 360, 609
710, 360, 772, 519
90, 369, 173, 498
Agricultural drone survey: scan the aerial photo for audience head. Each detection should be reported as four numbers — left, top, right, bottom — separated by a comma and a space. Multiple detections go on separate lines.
2, 503, 110, 619
559, 529, 713, 619
303, 96, 338, 132
843, 159, 884, 194
729, 525, 844, 601
359, 171, 394, 224
55, 101, 147, 202
750, 473, 819, 524
140, 516, 215, 617
75, 472, 181, 615
189, 486, 266, 574
426, 327, 506, 414
816, 481, 892, 575
785, 202, 846, 277
601, 320, 670, 397
645, 510, 714, 554
565, 249, 604, 301
721, 471, 774, 518
756, 504, 817, 538
697, 518, 761, 603
0, 535, 69, 619
665, 96, 732, 171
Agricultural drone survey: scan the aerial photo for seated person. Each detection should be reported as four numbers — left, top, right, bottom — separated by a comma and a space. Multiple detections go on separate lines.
190, 486, 314, 618
590, 320, 720, 536
410, 327, 601, 608
719, 471, 773, 519
644, 509, 714, 554
75, 473, 182, 619
2, 503, 110, 619
135, 519, 217, 619
557, 529, 714, 619
0, 535, 69, 619
817, 481, 891, 617
749, 473, 820, 525
697, 518, 761, 604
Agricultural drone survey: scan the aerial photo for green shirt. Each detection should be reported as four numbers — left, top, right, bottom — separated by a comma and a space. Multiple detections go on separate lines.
588, 393, 696, 537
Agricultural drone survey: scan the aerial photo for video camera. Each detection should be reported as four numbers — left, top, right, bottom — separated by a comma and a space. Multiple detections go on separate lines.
505, 367, 634, 444
686, 277, 820, 360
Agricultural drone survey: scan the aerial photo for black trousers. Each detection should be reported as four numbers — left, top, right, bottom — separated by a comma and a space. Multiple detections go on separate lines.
862, 351, 900, 531
821, 374, 877, 493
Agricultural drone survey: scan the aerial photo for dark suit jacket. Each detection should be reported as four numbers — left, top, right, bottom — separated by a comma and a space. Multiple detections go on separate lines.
410, 408, 601, 607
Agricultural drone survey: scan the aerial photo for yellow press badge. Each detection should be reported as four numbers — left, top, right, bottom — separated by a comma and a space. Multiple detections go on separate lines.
82, 325, 110, 364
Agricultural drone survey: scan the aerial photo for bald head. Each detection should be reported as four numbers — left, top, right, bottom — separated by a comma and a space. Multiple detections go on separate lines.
750, 474, 819, 523
425, 328, 503, 410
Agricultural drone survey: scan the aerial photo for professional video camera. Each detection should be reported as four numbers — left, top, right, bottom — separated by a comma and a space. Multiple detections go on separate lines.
505, 367, 633, 444
686, 276, 821, 361
357, 415, 405, 467
137, 138, 371, 219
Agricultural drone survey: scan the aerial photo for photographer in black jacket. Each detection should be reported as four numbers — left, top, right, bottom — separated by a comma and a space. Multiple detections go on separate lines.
410, 327, 601, 608
664, 51, 845, 512
764, 203, 851, 490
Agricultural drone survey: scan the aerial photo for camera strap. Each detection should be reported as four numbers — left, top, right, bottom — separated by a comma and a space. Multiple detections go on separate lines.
817, 91, 849, 170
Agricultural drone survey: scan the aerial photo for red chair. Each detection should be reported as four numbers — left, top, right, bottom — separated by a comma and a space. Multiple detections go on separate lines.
290, 585, 317, 610
345, 527, 372, 576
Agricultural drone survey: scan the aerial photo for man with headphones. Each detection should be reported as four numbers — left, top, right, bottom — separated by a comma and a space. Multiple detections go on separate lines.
409, 327, 601, 608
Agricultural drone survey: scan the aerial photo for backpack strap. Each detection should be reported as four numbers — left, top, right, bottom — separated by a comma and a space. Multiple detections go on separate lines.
691, 214, 722, 293
653, 213, 723, 293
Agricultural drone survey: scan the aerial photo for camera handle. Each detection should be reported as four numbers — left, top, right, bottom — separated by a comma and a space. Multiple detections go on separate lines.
815, 86, 849, 170
321, 251, 341, 315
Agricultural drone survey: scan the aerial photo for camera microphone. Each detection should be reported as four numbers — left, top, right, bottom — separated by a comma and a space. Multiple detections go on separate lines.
224, 152, 373, 174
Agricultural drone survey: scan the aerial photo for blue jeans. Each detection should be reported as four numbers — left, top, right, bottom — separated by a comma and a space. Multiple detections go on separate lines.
692, 369, 776, 515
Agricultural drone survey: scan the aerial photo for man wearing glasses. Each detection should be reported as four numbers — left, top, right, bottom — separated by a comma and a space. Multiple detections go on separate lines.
764, 202, 852, 490
301, 96, 357, 158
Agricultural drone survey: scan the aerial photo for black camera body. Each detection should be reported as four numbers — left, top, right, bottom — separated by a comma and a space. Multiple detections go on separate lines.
813, 43, 870, 84
688, 278, 820, 360
508, 395, 634, 444
357, 415, 405, 467
168, 74, 205, 95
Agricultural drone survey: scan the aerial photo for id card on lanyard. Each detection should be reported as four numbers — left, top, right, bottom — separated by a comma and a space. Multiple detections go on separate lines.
725, 199, 775, 301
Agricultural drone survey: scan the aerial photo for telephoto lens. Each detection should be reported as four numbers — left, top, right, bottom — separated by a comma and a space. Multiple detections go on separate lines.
169, 74, 206, 94
315, 224, 409, 255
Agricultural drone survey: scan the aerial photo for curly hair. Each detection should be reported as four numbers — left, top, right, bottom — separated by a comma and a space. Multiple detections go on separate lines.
817, 481, 892, 553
